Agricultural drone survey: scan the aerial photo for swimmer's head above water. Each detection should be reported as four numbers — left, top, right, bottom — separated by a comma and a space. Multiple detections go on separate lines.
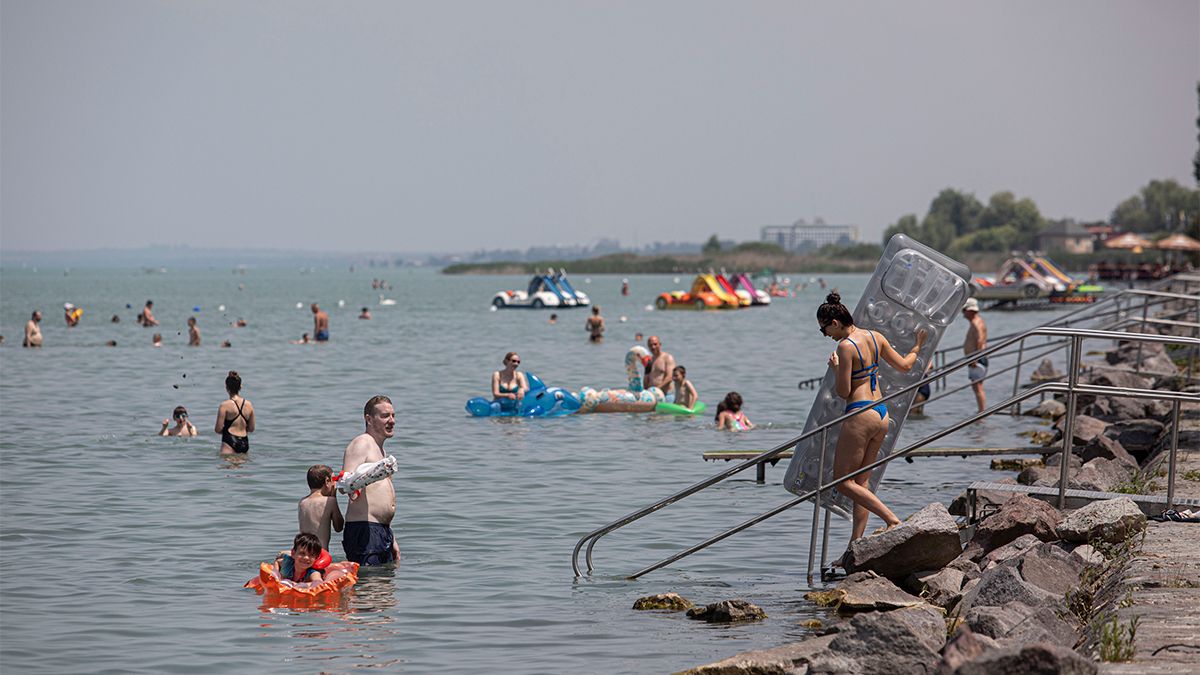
363, 394, 395, 438
225, 370, 242, 396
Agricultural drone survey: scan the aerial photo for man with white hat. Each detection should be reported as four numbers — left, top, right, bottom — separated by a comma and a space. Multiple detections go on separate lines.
962, 298, 988, 412
63, 303, 80, 327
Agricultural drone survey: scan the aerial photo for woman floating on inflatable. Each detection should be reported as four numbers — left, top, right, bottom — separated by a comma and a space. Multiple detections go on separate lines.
244, 533, 359, 608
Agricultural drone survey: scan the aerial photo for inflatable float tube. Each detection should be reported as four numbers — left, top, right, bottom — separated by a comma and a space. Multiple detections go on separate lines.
782, 233, 970, 518
625, 345, 651, 391
244, 549, 359, 606
655, 400, 707, 416
465, 373, 582, 418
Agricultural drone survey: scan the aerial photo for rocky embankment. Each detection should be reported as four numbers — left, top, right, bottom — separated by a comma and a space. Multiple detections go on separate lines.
672, 332, 1196, 673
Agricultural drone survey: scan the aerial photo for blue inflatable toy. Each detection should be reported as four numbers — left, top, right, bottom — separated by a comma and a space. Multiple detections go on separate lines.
465, 373, 582, 418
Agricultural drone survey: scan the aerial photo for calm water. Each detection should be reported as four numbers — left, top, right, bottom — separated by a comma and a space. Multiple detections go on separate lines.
0, 266, 1069, 673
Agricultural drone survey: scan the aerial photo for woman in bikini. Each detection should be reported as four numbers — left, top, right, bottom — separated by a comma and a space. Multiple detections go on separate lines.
214, 370, 255, 454
818, 292, 926, 542
491, 352, 528, 412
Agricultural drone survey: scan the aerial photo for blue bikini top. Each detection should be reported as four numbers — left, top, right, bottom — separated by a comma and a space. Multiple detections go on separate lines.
843, 330, 880, 393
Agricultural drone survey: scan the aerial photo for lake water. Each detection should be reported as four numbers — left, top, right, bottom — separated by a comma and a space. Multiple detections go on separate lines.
0, 266, 1069, 673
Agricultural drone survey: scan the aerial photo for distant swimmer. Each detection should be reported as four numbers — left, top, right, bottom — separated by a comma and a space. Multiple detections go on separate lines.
548, 313, 557, 325
714, 392, 754, 431
160, 406, 198, 437
491, 352, 528, 411
341, 395, 400, 566
187, 317, 201, 346
818, 292, 926, 542
221, 340, 232, 348
644, 336, 676, 396
359, 307, 372, 320
105, 340, 118, 347
235, 318, 247, 328
671, 365, 699, 409
634, 332, 643, 343
299, 465, 344, 550
138, 300, 159, 327
152, 333, 163, 347
23, 311, 43, 347
214, 370, 254, 454
291, 333, 312, 344
64, 303, 81, 327
621, 279, 630, 296
585, 306, 605, 343
962, 298, 988, 413
111, 314, 121, 323
311, 303, 330, 341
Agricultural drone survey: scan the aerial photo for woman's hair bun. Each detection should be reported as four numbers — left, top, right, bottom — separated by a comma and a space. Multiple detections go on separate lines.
825, 292, 841, 305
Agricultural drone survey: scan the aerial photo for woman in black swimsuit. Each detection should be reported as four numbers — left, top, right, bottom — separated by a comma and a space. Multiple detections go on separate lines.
214, 370, 255, 454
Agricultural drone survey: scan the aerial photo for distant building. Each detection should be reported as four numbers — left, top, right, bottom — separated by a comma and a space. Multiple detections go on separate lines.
1036, 220, 1094, 254
1083, 223, 1116, 246
761, 219, 860, 253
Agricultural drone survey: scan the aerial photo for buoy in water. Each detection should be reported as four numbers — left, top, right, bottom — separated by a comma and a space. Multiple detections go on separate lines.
296, 302, 303, 309
218, 304, 226, 312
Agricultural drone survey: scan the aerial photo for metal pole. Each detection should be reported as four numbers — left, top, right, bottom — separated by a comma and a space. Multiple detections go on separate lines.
1134, 299, 1148, 374
820, 509, 831, 575
1058, 335, 1082, 509
1011, 337, 1026, 416
1167, 399, 1181, 511
806, 429, 828, 583
1189, 299, 1199, 385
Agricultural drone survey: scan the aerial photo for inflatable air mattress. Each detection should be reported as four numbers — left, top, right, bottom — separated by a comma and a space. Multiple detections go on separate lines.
465, 374, 582, 417
782, 234, 970, 517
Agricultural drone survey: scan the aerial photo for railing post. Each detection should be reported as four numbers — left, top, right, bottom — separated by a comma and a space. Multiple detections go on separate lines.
1189, 299, 1199, 385
1167, 399, 1181, 511
1058, 335, 1083, 509
820, 509, 831, 576
807, 429, 828, 584
1134, 299, 1148, 374
1011, 336, 1026, 415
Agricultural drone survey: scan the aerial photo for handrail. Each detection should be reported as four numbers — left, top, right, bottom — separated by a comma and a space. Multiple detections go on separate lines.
572, 323, 1200, 577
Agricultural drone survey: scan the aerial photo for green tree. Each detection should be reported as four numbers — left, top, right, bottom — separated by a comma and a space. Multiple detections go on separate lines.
702, 235, 722, 254
976, 191, 1044, 249
1111, 179, 1200, 232
926, 188, 984, 236
882, 214, 920, 244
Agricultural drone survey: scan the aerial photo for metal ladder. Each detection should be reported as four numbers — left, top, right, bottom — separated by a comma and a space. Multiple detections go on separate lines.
571, 276, 1199, 580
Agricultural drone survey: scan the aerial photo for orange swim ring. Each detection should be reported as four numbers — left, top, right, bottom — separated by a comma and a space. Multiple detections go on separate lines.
244, 554, 359, 605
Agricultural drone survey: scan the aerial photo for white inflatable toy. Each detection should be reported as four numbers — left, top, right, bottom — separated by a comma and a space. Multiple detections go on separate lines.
336, 455, 398, 498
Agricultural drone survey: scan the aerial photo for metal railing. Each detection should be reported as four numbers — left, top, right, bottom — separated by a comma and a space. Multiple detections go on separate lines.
572, 292, 1199, 578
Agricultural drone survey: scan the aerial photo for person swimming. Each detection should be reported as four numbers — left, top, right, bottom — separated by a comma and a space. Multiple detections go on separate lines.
215, 370, 255, 454
817, 292, 926, 543
160, 406, 198, 436
714, 392, 753, 431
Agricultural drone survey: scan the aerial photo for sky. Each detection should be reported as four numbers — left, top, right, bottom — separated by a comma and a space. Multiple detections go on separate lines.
2, 1, 1198, 254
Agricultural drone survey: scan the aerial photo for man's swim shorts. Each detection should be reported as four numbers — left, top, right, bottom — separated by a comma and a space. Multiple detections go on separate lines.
315, 329, 330, 341
342, 521, 395, 566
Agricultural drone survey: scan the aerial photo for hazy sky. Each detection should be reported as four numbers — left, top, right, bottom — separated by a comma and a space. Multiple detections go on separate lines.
2, 1, 1197, 253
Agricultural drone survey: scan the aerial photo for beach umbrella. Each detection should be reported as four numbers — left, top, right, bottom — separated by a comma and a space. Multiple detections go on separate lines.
1103, 232, 1153, 251
1154, 233, 1200, 251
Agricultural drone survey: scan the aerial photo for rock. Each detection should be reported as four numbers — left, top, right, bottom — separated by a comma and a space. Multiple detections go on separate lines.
1017, 544, 1084, 596
1078, 434, 1138, 472
962, 601, 1078, 645
826, 605, 947, 675
1082, 395, 1148, 422
1056, 496, 1147, 544
951, 642, 1097, 674
962, 495, 1061, 561
1068, 544, 1104, 566
1143, 397, 1174, 419
1067, 457, 1131, 492
1026, 399, 1066, 418
845, 503, 963, 580
676, 633, 837, 675
799, 619, 823, 629
979, 534, 1043, 570
633, 592, 693, 611
1016, 466, 1056, 486
948, 479, 1017, 518
1105, 343, 1174, 376
990, 458, 1043, 471
1029, 359, 1063, 383
1105, 419, 1166, 457
908, 567, 966, 610
1054, 414, 1107, 445
945, 556, 981, 580
686, 599, 767, 623
1087, 366, 1153, 390
836, 571, 926, 612
803, 589, 842, 608
958, 564, 1058, 613
1043, 452, 1082, 469
937, 627, 999, 674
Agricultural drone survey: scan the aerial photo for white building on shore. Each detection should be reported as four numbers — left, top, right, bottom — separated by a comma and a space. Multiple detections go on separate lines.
761, 219, 860, 253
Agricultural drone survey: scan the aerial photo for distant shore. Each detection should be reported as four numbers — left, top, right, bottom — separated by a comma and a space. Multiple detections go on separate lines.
442, 251, 889, 275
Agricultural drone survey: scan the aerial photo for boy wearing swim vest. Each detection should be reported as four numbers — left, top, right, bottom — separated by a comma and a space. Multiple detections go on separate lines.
298, 465, 344, 551
273, 532, 328, 583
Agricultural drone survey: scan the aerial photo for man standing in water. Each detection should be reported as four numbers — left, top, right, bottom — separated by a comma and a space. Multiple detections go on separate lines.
584, 305, 605, 343
644, 335, 677, 396
341, 395, 400, 565
187, 317, 201, 346
311, 303, 330, 342
23, 311, 43, 347
963, 298, 988, 413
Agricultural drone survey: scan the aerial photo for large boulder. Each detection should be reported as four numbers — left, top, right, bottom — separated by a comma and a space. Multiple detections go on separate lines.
1104, 419, 1166, 457
1078, 434, 1138, 472
1087, 366, 1153, 390
937, 628, 999, 675
951, 642, 1097, 674
633, 592, 693, 611
1029, 359, 1063, 383
845, 503, 962, 580
1025, 399, 1066, 419
978, 534, 1043, 570
686, 599, 767, 623
1081, 395, 1150, 422
906, 568, 966, 610
957, 564, 1058, 613
1016, 543, 1084, 596
1054, 415, 1107, 445
1056, 496, 1147, 544
835, 571, 926, 612
962, 495, 1061, 562
1105, 342, 1176, 375
962, 601, 1078, 645
1035, 456, 1132, 492
677, 633, 838, 675
825, 604, 947, 675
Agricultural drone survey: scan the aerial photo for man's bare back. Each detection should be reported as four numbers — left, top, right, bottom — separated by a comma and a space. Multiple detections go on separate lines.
298, 492, 344, 550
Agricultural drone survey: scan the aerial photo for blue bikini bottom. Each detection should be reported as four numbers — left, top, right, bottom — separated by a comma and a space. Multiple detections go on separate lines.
845, 399, 888, 420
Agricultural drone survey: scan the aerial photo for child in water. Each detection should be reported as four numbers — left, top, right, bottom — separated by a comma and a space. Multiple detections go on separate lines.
273, 532, 326, 583
159, 406, 198, 436
715, 392, 754, 431
671, 366, 699, 409
298, 465, 344, 550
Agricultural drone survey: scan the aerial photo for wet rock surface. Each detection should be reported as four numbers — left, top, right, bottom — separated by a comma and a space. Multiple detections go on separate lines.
633, 592, 693, 611
686, 599, 767, 623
